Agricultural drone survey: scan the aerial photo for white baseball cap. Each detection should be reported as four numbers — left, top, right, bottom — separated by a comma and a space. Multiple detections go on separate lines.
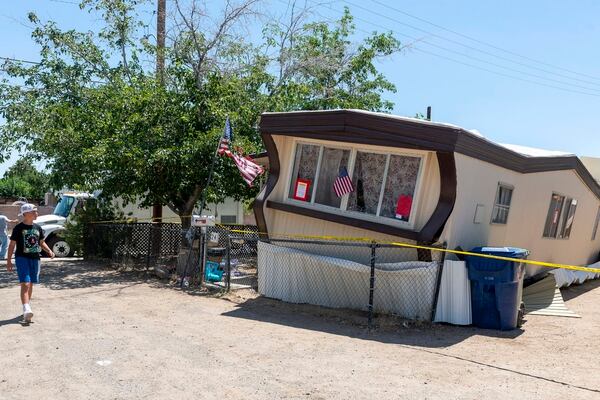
18, 203, 38, 216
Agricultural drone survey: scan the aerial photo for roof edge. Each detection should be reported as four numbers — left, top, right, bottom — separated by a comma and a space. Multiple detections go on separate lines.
258, 110, 600, 200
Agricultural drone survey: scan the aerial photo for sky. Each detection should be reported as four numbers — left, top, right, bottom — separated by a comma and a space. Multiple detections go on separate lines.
1, 0, 599, 175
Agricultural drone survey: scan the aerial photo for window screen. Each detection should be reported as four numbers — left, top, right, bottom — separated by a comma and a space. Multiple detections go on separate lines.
491, 184, 513, 224
558, 198, 577, 239
543, 194, 565, 238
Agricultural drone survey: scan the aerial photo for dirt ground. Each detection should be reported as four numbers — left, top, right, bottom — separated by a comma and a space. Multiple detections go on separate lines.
1, 259, 599, 400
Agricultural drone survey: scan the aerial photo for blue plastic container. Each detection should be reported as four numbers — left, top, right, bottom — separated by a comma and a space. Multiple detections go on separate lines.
466, 247, 529, 330
204, 260, 224, 282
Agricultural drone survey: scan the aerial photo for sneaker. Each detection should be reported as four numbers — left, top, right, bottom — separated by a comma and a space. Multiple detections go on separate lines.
24, 309, 33, 323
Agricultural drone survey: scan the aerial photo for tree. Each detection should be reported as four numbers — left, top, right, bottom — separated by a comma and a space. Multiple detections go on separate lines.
0, 158, 50, 200
0, 0, 401, 227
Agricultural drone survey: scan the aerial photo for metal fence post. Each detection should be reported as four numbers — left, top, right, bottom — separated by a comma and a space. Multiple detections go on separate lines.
199, 228, 206, 284
111, 225, 118, 265
368, 241, 377, 330
226, 234, 232, 291
145, 225, 153, 276
83, 223, 90, 260
430, 242, 448, 322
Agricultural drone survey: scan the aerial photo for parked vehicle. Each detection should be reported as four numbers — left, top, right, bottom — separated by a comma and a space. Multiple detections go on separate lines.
35, 191, 94, 257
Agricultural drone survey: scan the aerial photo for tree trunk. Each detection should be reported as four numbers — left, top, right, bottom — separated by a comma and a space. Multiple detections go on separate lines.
180, 214, 192, 230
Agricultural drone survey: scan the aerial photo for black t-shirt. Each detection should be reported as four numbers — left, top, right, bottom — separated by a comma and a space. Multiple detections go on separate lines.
10, 223, 45, 259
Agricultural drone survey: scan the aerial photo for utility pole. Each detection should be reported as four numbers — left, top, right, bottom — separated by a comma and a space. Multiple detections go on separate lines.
156, 0, 166, 83
152, 0, 166, 223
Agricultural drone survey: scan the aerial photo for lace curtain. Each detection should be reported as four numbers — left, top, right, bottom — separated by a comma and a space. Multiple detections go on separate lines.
314, 148, 350, 208
379, 155, 420, 220
288, 144, 320, 201
347, 152, 387, 215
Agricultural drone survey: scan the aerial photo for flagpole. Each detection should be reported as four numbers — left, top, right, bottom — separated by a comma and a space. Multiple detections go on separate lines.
197, 138, 221, 219
198, 116, 229, 217
180, 116, 228, 289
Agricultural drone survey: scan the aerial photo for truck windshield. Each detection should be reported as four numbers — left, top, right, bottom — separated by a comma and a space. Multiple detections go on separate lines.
53, 196, 75, 217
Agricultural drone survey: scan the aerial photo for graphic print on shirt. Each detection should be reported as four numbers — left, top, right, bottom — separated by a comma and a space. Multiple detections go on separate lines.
22, 228, 41, 254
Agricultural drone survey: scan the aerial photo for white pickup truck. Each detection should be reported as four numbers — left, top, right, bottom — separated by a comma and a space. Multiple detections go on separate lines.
34, 191, 93, 257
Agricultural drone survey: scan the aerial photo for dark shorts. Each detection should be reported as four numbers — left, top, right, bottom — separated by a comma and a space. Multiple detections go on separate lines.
15, 257, 40, 284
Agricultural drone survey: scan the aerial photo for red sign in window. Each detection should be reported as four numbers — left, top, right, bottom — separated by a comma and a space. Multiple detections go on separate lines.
293, 178, 311, 201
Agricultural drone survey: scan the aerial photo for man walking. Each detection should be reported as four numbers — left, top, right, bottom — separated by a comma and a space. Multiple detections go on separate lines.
6, 204, 55, 322
0, 213, 18, 259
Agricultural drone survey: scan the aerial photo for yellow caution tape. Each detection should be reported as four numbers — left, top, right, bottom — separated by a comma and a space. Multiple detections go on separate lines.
226, 228, 600, 275
84, 219, 600, 274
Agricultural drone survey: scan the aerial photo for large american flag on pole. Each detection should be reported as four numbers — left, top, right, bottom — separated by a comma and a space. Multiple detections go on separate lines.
218, 116, 265, 187
230, 152, 265, 187
333, 166, 354, 197
217, 116, 233, 156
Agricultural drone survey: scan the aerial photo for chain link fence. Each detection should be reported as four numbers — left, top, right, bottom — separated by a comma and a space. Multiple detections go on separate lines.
254, 238, 445, 326
84, 223, 445, 327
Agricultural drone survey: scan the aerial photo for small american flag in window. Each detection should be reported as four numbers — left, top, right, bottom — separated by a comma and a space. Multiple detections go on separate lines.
333, 167, 354, 197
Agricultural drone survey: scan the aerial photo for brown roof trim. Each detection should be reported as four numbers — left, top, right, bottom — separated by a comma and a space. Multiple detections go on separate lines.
260, 109, 600, 200
253, 132, 279, 240
419, 152, 456, 241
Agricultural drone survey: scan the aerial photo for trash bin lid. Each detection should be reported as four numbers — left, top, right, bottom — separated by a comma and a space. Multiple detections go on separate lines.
469, 246, 529, 259
207, 247, 226, 256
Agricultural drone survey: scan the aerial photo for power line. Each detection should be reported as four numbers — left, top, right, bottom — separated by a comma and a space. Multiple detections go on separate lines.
366, 0, 600, 82
0, 56, 40, 65
48, 0, 80, 5
339, 0, 600, 88
306, 0, 600, 97
412, 47, 600, 98
327, 9, 600, 94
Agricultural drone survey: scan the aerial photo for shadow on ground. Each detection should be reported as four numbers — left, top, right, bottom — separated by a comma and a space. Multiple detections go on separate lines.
0, 258, 527, 348
0, 315, 25, 327
0, 259, 150, 291
561, 278, 600, 301
221, 296, 524, 349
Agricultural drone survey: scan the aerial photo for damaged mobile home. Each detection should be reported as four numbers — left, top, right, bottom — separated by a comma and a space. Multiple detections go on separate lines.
251, 109, 600, 320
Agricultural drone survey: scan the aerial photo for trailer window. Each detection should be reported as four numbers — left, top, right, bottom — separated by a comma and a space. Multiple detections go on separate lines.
287, 142, 424, 227
491, 184, 513, 224
543, 194, 577, 239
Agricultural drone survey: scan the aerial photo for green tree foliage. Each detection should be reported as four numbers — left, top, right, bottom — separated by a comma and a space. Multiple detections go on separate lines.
0, 0, 401, 226
0, 158, 50, 200
64, 197, 123, 256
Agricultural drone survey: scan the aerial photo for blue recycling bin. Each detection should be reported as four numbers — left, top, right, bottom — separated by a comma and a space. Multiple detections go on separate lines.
466, 247, 529, 330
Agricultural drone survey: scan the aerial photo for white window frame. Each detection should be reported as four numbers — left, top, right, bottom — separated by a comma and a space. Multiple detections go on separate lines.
558, 197, 577, 239
490, 183, 514, 225
284, 138, 428, 230
592, 206, 600, 241
542, 192, 577, 240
